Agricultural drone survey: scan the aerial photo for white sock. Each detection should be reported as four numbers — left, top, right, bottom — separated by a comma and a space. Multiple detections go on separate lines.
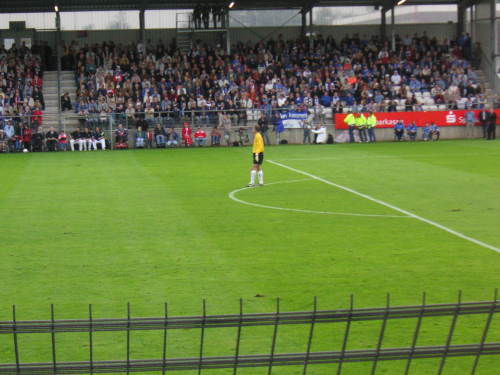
250, 170, 256, 184
258, 170, 264, 184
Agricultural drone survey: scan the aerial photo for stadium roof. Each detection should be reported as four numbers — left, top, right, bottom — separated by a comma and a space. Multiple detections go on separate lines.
0, 0, 464, 13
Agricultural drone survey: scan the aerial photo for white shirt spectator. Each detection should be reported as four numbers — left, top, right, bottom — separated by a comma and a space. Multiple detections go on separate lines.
311, 125, 327, 144
391, 71, 402, 85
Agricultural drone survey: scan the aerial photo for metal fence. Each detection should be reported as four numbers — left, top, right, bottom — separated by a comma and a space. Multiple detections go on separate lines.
0, 291, 498, 375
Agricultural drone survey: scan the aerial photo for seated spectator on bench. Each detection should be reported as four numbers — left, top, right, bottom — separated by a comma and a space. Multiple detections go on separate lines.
135, 126, 146, 148
70, 127, 83, 151
45, 127, 59, 151
58, 130, 68, 151
61, 92, 72, 111
422, 123, 432, 141
3, 120, 15, 152
82, 128, 93, 151
0, 130, 7, 153
211, 126, 221, 146
92, 127, 106, 150
430, 122, 440, 141
31, 126, 45, 152
166, 127, 179, 147
407, 122, 418, 141
154, 124, 166, 147
394, 121, 405, 141
115, 124, 129, 148
194, 127, 207, 147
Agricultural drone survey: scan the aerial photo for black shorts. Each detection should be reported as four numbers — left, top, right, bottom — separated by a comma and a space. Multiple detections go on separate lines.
252, 152, 264, 165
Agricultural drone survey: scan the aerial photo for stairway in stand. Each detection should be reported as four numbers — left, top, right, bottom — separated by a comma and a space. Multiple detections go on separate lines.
42, 71, 79, 131
473, 69, 496, 106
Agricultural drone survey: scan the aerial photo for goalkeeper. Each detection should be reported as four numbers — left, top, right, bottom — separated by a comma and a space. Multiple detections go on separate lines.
247, 125, 265, 187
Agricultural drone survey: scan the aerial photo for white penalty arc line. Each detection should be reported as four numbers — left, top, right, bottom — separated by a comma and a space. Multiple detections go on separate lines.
268, 160, 500, 254
228, 179, 409, 218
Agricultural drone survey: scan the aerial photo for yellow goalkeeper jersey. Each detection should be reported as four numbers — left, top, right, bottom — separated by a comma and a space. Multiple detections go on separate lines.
252, 132, 265, 153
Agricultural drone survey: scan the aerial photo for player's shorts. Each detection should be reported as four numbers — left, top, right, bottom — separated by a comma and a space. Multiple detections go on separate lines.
252, 152, 264, 165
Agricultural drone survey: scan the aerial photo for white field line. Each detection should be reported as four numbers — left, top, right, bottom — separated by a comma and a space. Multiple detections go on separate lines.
228, 179, 409, 218
268, 160, 500, 254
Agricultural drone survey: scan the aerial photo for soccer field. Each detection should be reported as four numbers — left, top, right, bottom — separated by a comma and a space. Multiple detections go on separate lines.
0, 140, 499, 374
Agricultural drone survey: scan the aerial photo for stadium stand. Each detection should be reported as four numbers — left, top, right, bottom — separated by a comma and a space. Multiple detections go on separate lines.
70, 32, 487, 127
0, 43, 45, 121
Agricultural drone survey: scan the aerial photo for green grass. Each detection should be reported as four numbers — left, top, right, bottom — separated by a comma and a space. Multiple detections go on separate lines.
0, 140, 499, 374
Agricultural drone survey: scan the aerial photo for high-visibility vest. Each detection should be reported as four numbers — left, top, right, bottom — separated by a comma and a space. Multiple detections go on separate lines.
367, 115, 377, 128
355, 115, 367, 127
344, 113, 356, 126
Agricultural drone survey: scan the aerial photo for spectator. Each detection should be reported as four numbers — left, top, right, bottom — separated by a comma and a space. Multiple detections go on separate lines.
487, 108, 496, 140
45, 127, 58, 151
58, 130, 68, 151
407, 122, 418, 141
61, 92, 72, 111
465, 109, 476, 138
82, 128, 93, 151
115, 124, 129, 148
194, 126, 207, 147
311, 124, 327, 144
181, 122, 193, 147
22, 124, 32, 150
258, 113, 270, 145
478, 108, 489, 139
211, 126, 221, 146
154, 124, 166, 147
166, 127, 179, 147
70, 127, 83, 151
0, 129, 7, 153
93, 127, 106, 150
430, 122, 440, 141
3, 120, 15, 152
135, 126, 146, 148
422, 123, 432, 141
31, 126, 44, 151
394, 121, 405, 141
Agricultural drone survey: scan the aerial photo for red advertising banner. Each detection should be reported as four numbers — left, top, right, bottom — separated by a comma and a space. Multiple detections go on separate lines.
335, 109, 500, 130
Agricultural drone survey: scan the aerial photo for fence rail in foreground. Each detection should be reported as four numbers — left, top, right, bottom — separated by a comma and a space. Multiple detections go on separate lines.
0, 291, 498, 375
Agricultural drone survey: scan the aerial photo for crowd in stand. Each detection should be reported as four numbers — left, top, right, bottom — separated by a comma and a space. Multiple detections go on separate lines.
1, 32, 498, 153
0, 42, 45, 122
65, 31, 490, 132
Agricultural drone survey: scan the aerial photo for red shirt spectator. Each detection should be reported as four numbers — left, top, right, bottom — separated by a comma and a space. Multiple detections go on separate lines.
194, 129, 206, 139
181, 123, 193, 146
32, 108, 43, 126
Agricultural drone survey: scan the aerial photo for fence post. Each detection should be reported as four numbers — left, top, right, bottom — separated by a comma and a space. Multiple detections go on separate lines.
370, 293, 391, 375
302, 296, 317, 375
50, 304, 57, 374
162, 302, 168, 375
109, 115, 114, 150
232, 299, 243, 375
89, 304, 94, 375
198, 299, 207, 375
12, 305, 20, 375
404, 292, 426, 375
337, 294, 354, 375
437, 290, 462, 375
267, 298, 280, 375
126, 303, 131, 375
470, 289, 498, 375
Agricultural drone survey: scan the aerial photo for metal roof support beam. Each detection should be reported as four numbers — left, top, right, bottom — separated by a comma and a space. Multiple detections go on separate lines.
138, 0, 146, 54
380, 7, 387, 42
457, 0, 468, 37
